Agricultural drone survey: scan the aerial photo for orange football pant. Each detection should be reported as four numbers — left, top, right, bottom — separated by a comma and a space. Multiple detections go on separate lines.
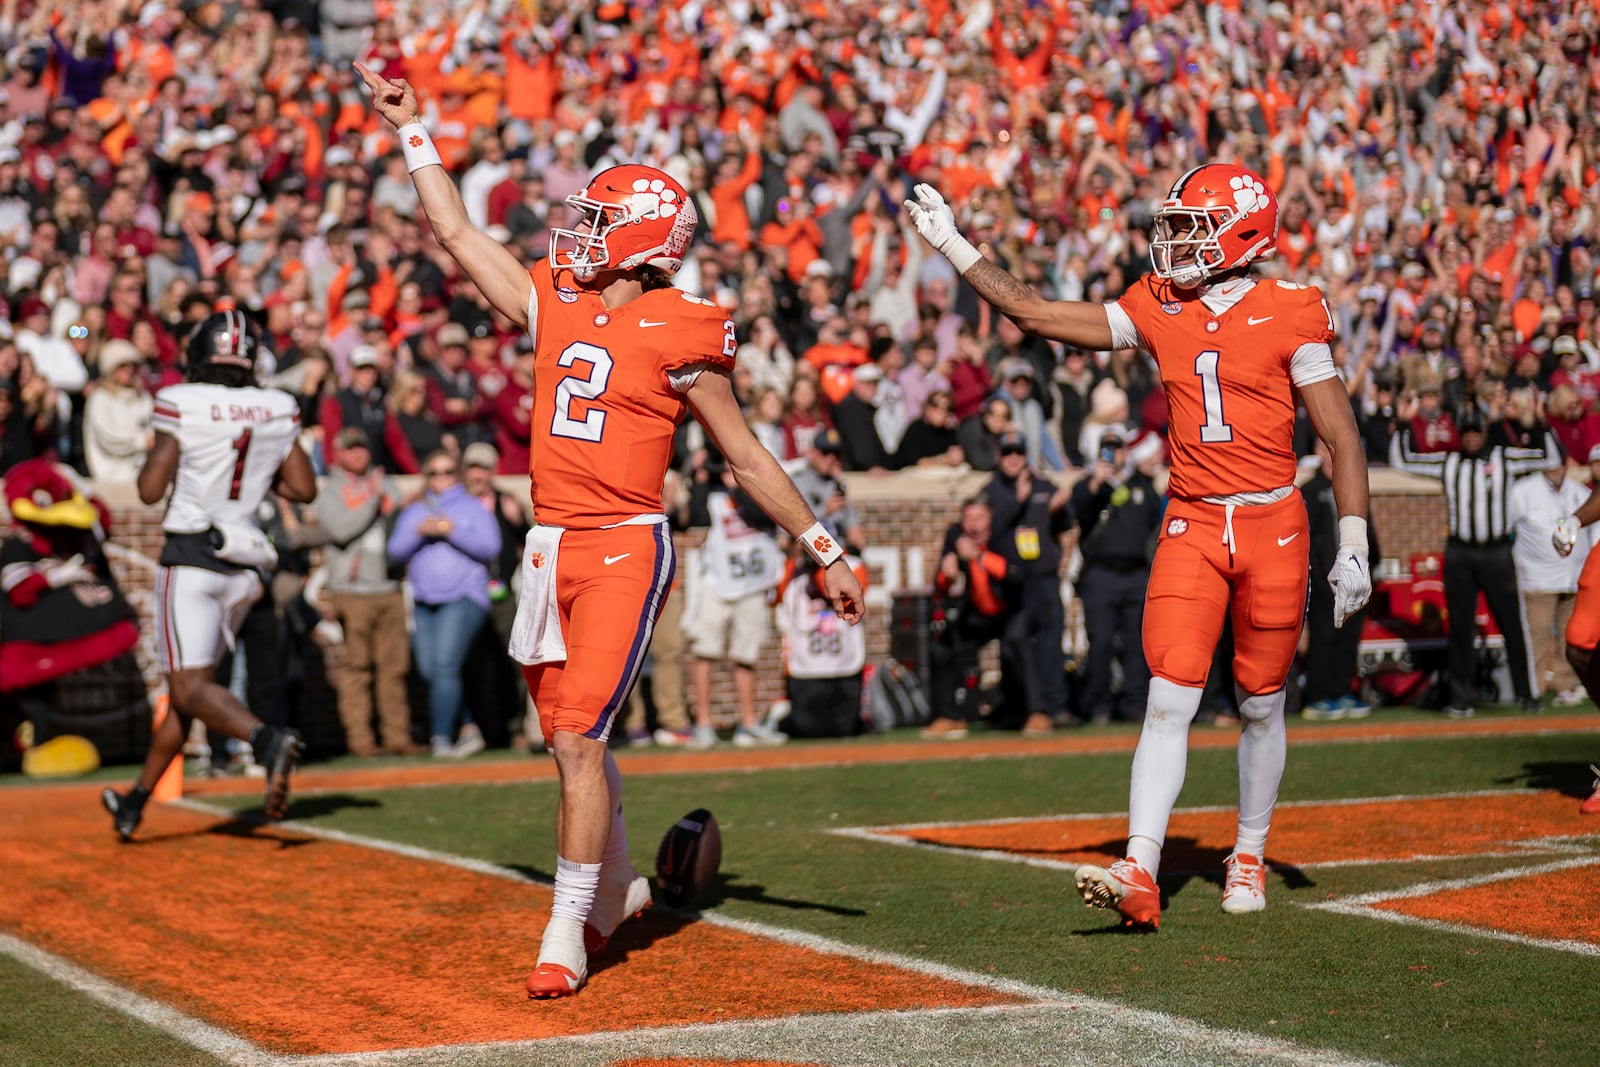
1142, 491, 1310, 696
1564, 545, 1600, 652
522, 523, 676, 745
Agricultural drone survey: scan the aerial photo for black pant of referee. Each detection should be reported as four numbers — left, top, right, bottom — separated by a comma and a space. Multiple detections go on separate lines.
1443, 537, 1534, 711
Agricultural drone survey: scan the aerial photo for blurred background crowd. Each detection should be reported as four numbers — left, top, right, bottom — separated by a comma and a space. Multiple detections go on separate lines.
2, 0, 1599, 762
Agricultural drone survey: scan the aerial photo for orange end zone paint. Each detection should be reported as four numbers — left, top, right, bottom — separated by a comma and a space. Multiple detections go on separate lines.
890, 791, 1589, 871
1374, 866, 1600, 949
0, 788, 1019, 1057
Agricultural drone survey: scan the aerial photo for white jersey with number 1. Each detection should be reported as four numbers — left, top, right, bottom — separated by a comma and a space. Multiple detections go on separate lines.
151, 383, 301, 534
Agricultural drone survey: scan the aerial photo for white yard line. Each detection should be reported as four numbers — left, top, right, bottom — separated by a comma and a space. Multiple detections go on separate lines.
0, 930, 276, 1067
1304, 855, 1600, 958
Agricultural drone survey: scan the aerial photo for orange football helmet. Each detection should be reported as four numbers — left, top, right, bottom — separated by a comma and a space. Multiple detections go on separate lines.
550, 164, 698, 281
1149, 163, 1278, 288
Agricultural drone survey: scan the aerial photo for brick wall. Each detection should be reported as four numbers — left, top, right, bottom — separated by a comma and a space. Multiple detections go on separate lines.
2, 468, 1453, 745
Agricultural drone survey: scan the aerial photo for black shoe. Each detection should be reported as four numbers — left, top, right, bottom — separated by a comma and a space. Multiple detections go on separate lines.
254, 727, 305, 822
1518, 698, 1542, 715
101, 788, 145, 841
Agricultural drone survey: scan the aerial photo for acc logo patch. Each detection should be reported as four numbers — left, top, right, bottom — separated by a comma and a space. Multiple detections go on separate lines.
1161, 301, 1182, 315
1166, 518, 1189, 538
556, 287, 579, 303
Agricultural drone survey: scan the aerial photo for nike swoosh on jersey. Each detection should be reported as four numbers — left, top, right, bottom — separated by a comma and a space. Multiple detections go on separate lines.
1247, 315, 1274, 325
603, 553, 631, 565
639, 319, 668, 328
1276, 533, 1300, 547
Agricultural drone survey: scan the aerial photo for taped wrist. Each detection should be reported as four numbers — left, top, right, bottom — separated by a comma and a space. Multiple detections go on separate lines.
1337, 515, 1368, 554
798, 521, 844, 568
941, 233, 982, 274
397, 122, 442, 173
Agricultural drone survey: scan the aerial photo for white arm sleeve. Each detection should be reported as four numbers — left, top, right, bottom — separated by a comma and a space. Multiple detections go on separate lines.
1103, 301, 1142, 350
1289, 342, 1338, 387
668, 363, 715, 393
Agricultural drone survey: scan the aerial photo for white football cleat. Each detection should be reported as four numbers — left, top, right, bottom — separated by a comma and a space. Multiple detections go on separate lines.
583, 872, 653, 953
1221, 851, 1267, 914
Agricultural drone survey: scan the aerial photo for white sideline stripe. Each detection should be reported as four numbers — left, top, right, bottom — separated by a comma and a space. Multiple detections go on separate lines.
832, 828, 1597, 878
846, 787, 1553, 834
280, 1001, 1394, 1067
1305, 855, 1600, 958
0, 929, 275, 1067
830, 788, 1599, 875
175, 799, 1392, 1067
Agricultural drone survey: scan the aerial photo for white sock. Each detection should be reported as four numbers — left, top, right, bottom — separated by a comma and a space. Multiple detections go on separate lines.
539, 855, 600, 969
1234, 686, 1287, 858
586, 755, 637, 937
1125, 677, 1204, 879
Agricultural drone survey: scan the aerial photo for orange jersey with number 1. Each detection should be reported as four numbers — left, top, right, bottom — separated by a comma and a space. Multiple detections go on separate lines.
527, 266, 737, 528
1117, 276, 1335, 500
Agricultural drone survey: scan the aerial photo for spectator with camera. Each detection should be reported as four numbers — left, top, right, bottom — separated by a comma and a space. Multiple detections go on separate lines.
920, 496, 1010, 739
1070, 426, 1161, 725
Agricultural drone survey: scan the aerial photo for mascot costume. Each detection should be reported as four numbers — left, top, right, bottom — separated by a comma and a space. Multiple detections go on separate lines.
1, 459, 140, 776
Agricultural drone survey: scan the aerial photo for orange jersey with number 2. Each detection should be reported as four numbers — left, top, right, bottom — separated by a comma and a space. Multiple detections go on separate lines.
1118, 276, 1335, 500
527, 267, 737, 528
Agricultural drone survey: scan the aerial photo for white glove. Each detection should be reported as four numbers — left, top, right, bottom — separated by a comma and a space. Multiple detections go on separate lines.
903, 183, 982, 273
1553, 515, 1582, 557
44, 554, 93, 588
1328, 517, 1372, 629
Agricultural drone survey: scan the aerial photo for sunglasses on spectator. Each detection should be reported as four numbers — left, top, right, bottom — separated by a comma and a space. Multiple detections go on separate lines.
426, 466, 457, 477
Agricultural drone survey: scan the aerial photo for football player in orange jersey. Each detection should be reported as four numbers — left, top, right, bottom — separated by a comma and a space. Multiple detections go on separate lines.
1552, 500, 1600, 814
908, 164, 1372, 930
357, 64, 865, 995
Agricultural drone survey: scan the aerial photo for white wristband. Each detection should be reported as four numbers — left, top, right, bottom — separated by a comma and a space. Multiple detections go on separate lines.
397, 122, 442, 173
941, 234, 982, 274
1337, 515, 1368, 552
799, 521, 844, 568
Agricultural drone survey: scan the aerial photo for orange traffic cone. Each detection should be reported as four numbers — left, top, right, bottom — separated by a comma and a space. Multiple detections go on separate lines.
151, 694, 183, 801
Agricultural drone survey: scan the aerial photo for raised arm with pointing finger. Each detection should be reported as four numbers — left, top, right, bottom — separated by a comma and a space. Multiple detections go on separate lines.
903, 166, 1371, 932
354, 60, 863, 1000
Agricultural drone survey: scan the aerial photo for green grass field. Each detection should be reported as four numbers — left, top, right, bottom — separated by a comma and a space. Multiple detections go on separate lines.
3, 712, 1598, 1067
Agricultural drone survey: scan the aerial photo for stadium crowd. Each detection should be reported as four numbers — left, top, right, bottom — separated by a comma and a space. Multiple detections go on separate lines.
3, 0, 1600, 749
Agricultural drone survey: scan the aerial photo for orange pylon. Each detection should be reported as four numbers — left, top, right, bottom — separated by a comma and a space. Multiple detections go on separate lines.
151, 694, 183, 801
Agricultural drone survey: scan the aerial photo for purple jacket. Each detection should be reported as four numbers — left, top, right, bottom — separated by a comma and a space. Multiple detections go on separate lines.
387, 484, 501, 608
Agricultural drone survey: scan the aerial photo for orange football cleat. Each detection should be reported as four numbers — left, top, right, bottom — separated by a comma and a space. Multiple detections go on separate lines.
526, 962, 585, 999
1582, 765, 1600, 816
1075, 857, 1161, 930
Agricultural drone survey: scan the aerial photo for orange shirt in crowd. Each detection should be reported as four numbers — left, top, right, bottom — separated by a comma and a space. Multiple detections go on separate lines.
759, 216, 825, 284
709, 148, 763, 251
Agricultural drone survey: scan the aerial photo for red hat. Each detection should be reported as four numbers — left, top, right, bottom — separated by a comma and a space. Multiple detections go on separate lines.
16, 297, 49, 320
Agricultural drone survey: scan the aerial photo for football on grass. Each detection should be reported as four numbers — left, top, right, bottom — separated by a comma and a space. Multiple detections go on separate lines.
654, 807, 722, 908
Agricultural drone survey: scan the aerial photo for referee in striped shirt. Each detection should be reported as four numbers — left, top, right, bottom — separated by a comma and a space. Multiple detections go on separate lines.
1390, 405, 1557, 716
